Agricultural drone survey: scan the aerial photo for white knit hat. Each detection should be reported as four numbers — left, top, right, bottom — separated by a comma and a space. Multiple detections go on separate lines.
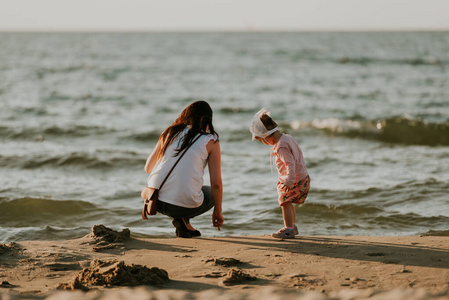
250, 108, 278, 141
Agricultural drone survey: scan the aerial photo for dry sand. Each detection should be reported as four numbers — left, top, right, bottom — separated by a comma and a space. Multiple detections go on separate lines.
0, 225, 448, 299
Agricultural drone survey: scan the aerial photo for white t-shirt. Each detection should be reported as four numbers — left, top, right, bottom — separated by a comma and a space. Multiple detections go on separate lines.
147, 128, 217, 208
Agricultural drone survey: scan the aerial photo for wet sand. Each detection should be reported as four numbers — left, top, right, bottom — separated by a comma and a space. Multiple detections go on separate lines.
1, 226, 448, 299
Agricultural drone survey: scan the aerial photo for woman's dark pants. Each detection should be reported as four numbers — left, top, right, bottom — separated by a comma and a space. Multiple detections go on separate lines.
156, 186, 214, 224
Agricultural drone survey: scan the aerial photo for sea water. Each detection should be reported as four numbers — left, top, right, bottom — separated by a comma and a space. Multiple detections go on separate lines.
1, 32, 449, 242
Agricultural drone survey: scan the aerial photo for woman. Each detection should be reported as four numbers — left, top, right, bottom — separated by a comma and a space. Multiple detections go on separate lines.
143, 101, 224, 238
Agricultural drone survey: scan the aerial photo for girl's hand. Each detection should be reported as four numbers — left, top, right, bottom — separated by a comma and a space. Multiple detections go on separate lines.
281, 184, 291, 192
212, 211, 224, 231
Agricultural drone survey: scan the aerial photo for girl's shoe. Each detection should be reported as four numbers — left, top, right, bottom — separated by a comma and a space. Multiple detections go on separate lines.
294, 224, 299, 235
271, 227, 295, 239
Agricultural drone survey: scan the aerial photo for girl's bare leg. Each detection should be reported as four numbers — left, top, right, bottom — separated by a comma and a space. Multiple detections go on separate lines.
291, 204, 296, 225
281, 202, 295, 228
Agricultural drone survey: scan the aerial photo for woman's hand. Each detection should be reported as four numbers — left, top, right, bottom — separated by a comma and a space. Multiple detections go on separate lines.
212, 210, 224, 231
141, 186, 155, 200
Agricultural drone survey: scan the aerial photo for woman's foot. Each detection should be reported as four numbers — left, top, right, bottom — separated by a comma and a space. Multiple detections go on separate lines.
174, 227, 190, 238
184, 222, 201, 237
172, 219, 191, 238
184, 222, 195, 231
172, 218, 201, 238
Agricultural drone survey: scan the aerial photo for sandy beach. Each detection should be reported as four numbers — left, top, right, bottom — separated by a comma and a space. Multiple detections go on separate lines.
0, 225, 448, 299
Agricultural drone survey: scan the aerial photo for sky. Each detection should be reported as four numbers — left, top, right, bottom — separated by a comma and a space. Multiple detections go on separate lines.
1, 0, 449, 31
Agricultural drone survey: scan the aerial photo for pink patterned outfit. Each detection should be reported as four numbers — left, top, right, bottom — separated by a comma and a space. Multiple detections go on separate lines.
272, 134, 310, 206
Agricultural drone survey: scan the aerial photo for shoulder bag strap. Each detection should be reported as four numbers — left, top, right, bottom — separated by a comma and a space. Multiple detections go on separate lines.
158, 133, 203, 190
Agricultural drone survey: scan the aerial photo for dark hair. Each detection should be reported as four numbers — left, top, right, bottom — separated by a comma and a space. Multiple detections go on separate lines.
158, 101, 218, 159
260, 113, 278, 131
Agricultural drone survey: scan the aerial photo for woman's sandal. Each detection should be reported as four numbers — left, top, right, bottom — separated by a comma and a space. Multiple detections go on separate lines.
172, 219, 201, 238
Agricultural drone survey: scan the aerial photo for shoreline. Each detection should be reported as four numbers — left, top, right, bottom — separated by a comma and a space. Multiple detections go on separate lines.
1, 230, 448, 299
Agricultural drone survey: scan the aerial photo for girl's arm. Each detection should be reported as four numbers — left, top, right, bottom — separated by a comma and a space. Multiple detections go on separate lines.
277, 147, 296, 189
144, 140, 162, 174
207, 139, 224, 230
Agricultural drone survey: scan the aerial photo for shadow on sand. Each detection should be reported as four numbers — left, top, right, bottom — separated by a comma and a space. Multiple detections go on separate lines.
202, 236, 448, 269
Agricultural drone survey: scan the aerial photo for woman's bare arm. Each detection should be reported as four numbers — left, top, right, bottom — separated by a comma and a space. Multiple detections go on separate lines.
207, 139, 224, 230
144, 140, 162, 174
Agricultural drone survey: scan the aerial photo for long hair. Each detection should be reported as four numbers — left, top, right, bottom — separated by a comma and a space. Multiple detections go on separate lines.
158, 101, 219, 159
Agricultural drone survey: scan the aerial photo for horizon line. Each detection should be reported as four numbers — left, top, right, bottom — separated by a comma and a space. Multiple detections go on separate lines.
1, 28, 449, 33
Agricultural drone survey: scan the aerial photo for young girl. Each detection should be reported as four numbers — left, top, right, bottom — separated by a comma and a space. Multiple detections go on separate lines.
250, 108, 310, 239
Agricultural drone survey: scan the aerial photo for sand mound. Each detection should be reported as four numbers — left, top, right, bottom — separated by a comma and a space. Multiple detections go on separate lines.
0, 281, 17, 288
222, 269, 257, 286
204, 257, 243, 267
205, 257, 243, 267
289, 275, 327, 289
86, 224, 130, 243
90, 259, 118, 268
57, 260, 169, 290
0, 242, 18, 255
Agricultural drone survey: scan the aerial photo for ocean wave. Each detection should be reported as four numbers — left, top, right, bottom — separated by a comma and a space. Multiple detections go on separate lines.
124, 130, 162, 142
285, 51, 448, 66
312, 179, 449, 202
294, 116, 449, 146
11, 106, 53, 116
0, 150, 144, 170
372, 213, 449, 229
421, 229, 449, 237
418, 99, 449, 109
300, 203, 449, 232
221, 129, 252, 142
0, 197, 140, 242
44, 91, 126, 102
36, 65, 90, 79
299, 179, 449, 233
0, 197, 100, 227
0, 225, 90, 243
300, 203, 385, 218
219, 107, 256, 114
0, 124, 116, 140
170, 97, 202, 104
100, 67, 131, 81
334, 56, 447, 66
